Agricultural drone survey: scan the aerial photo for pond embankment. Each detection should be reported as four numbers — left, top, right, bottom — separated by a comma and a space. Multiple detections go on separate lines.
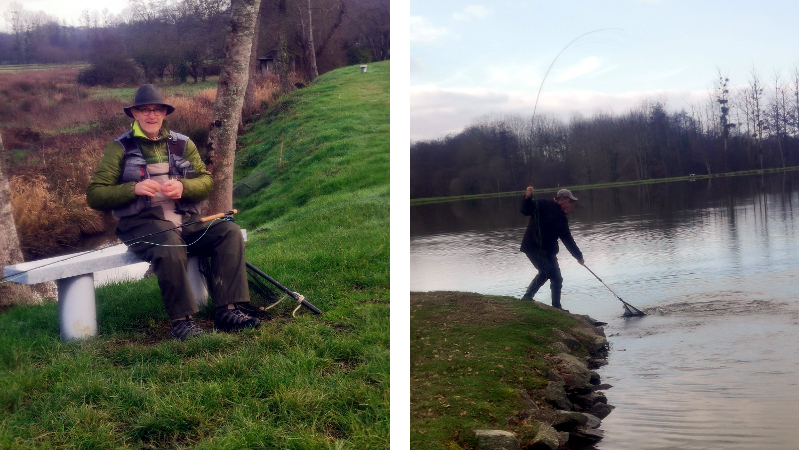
411, 291, 614, 450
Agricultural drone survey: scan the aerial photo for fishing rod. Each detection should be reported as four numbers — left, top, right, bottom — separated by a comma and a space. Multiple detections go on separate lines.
0, 210, 238, 284
244, 261, 322, 316
528, 28, 621, 185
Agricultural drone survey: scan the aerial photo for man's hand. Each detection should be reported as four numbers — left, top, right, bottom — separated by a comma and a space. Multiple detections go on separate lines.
161, 180, 184, 200
578, 257, 585, 266
525, 185, 534, 199
134, 179, 161, 197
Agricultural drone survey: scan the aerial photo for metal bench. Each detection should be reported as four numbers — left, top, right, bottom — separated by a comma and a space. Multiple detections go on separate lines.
3, 229, 246, 341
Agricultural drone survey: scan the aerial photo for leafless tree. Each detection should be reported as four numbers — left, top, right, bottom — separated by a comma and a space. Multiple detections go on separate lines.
243, 0, 266, 116
766, 70, 789, 167
303, 0, 318, 79
738, 67, 767, 168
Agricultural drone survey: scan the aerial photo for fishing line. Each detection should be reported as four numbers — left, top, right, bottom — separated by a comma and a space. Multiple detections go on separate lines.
133, 218, 224, 248
0, 210, 238, 285
528, 28, 622, 184
250, 291, 308, 318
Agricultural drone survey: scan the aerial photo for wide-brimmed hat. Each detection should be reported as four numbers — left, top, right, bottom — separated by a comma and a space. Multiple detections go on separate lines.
123, 84, 175, 118
555, 189, 578, 201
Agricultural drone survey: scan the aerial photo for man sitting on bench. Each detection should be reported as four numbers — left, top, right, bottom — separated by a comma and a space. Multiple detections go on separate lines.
86, 84, 260, 340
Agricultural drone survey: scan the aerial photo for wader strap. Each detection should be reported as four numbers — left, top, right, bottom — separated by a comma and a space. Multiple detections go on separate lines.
167, 131, 189, 157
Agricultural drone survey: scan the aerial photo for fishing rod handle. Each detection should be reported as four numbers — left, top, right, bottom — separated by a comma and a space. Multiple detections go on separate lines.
201, 209, 238, 222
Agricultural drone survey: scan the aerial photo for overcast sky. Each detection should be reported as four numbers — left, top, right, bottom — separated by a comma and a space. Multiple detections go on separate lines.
3, 0, 798, 143
0, 0, 128, 29
411, 0, 799, 142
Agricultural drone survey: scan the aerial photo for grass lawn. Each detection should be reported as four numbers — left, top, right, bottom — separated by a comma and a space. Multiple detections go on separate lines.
0, 61, 389, 449
410, 291, 583, 450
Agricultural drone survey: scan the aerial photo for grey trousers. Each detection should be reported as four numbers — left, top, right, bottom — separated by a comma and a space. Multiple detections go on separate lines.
116, 207, 250, 320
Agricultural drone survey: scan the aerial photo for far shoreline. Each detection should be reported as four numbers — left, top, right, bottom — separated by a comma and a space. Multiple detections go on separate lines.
410, 166, 798, 206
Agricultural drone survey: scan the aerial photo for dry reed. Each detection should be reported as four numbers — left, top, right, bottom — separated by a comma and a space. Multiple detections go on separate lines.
9, 175, 106, 257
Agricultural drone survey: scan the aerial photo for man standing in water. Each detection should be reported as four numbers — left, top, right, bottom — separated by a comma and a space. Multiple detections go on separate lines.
520, 186, 584, 309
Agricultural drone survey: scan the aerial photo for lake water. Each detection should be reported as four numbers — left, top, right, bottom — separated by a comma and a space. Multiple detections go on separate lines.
410, 172, 799, 450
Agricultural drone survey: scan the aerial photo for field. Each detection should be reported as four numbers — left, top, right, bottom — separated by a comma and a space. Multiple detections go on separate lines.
0, 64, 88, 73
0, 61, 390, 448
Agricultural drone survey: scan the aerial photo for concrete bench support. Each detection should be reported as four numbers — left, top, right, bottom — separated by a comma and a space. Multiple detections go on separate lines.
57, 274, 97, 340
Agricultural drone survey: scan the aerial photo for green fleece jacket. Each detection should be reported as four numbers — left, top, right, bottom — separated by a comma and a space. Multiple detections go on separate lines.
86, 121, 213, 211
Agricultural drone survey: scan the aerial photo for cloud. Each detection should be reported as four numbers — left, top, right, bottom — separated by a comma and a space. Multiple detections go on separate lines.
555, 57, 601, 82
410, 84, 713, 142
453, 5, 490, 21
410, 85, 513, 141
410, 16, 449, 43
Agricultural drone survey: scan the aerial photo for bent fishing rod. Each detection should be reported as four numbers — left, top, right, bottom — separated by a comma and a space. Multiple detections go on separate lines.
0, 209, 238, 284
528, 28, 621, 185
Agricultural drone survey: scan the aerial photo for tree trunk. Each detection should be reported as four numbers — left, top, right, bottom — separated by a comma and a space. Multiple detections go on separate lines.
243, 0, 265, 121
206, 0, 262, 214
277, 0, 292, 95
0, 133, 34, 305
306, 0, 318, 80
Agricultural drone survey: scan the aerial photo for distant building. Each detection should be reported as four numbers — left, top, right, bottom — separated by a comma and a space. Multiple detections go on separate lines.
258, 50, 278, 76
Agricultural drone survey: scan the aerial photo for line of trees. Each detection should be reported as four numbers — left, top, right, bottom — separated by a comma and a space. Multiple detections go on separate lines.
0, 0, 388, 85
410, 69, 799, 199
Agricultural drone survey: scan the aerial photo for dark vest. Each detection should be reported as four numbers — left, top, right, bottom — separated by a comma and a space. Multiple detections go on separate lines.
112, 130, 201, 219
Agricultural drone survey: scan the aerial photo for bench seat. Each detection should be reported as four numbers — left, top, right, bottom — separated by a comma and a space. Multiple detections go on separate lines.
4, 243, 210, 340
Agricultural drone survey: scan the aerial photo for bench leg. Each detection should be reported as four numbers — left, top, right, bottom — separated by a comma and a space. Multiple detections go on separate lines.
57, 274, 97, 340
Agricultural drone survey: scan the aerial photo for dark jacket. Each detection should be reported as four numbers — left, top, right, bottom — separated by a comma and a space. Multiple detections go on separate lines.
520, 196, 583, 260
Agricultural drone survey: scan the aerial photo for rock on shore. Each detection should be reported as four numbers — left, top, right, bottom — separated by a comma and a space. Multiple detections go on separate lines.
474, 301, 614, 450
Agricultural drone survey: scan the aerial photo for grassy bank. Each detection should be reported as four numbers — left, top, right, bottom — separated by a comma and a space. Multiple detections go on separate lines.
0, 62, 389, 448
410, 166, 799, 206
411, 291, 585, 450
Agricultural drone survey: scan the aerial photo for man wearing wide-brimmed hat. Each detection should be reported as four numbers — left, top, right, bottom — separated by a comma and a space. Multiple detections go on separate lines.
519, 186, 584, 310
87, 84, 260, 339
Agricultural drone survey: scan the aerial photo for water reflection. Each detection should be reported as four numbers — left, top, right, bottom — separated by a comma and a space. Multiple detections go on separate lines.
410, 173, 799, 450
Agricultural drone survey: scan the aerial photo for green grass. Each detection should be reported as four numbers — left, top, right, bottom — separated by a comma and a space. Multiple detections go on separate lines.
0, 61, 389, 449
88, 77, 221, 101
0, 63, 88, 73
410, 292, 581, 450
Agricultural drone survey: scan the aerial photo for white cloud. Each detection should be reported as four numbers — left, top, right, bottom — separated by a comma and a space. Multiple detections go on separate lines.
410, 84, 713, 142
555, 57, 602, 82
410, 16, 449, 43
453, 5, 490, 21
410, 85, 510, 141
486, 63, 542, 90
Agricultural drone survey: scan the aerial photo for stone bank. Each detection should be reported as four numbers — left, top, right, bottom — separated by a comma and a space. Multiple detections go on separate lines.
475, 301, 614, 450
